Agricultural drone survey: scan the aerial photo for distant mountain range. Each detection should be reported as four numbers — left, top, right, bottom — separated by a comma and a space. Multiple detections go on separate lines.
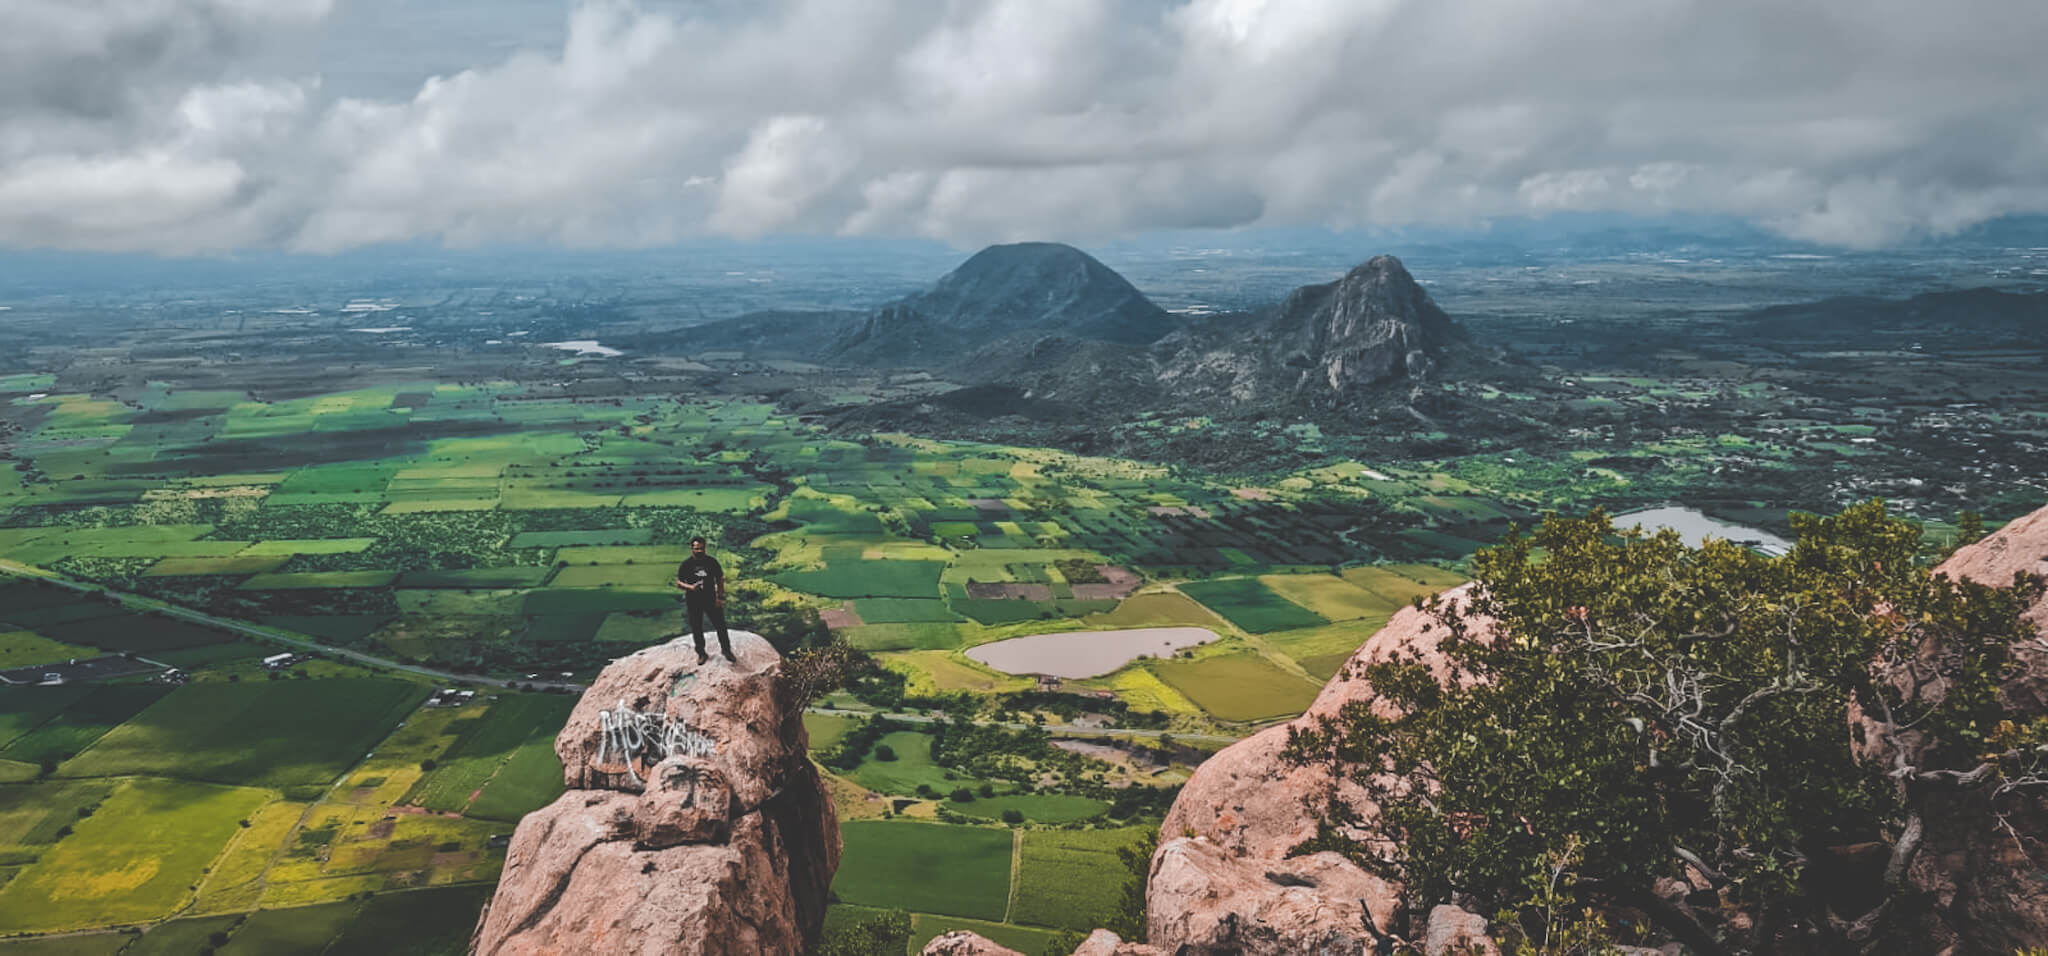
687, 242, 1478, 418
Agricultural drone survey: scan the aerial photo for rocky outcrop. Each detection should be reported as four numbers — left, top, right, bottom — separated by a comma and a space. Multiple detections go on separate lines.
470, 631, 837, 956
1146, 585, 1492, 954
1893, 507, 2048, 952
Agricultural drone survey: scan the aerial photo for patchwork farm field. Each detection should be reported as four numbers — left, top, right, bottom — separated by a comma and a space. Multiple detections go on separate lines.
0, 372, 1504, 950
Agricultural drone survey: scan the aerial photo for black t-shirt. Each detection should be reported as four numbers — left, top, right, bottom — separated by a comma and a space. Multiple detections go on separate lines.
676, 553, 724, 604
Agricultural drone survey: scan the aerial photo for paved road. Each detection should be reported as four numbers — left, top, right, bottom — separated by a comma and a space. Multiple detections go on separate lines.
0, 560, 585, 693
804, 705, 1244, 744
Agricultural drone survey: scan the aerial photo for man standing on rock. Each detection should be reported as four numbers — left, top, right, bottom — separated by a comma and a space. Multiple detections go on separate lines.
675, 535, 735, 664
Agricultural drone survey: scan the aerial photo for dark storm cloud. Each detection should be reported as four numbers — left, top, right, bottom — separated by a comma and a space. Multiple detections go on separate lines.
1, 0, 2043, 254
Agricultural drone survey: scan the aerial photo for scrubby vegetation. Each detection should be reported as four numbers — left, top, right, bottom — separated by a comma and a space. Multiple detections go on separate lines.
1286, 503, 2046, 953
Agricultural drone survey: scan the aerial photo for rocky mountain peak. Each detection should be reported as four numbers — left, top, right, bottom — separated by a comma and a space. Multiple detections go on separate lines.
1268, 253, 1464, 397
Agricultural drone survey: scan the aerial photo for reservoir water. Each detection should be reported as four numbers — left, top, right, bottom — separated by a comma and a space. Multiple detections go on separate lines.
1616, 506, 1792, 556
966, 626, 1220, 679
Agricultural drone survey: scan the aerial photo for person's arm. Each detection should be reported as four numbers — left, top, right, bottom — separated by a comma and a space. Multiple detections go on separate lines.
714, 558, 727, 605
675, 561, 694, 592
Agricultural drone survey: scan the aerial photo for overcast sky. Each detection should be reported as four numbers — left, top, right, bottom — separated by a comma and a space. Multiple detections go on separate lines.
2, 0, 2043, 256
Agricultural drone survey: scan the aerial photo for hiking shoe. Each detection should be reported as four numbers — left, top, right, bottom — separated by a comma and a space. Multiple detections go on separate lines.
722, 650, 738, 663
696, 650, 710, 665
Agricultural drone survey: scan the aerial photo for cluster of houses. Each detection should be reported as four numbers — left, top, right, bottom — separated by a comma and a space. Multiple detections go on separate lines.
426, 687, 478, 707
262, 652, 309, 670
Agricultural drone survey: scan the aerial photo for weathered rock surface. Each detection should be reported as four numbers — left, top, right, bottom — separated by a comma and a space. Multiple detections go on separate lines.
1422, 904, 1500, 956
1893, 507, 2048, 952
471, 631, 837, 956
1148, 585, 1491, 954
920, 931, 1027, 956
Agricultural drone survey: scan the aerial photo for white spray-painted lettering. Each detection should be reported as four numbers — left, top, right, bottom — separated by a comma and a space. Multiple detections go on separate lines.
595, 699, 717, 784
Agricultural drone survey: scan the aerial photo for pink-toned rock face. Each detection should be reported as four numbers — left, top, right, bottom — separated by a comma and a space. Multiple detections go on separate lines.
920, 931, 1027, 956
1150, 585, 1490, 954
1900, 506, 2048, 952
472, 631, 839, 956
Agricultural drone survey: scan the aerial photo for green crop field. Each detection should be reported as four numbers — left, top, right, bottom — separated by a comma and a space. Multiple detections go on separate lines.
803, 713, 857, 752
1257, 573, 1407, 621
0, 631, 100, 670
851, 598, 961, 623
951, 793, 1107, 824
239, 538, 381, 556
397, 567, 554, 588
0, 935, 127, 955
833, 821, 1012, 922
1150, 654, 1322, 722
217, 899, 361, 955
1178, 578, 1328, 633
773, 559, 946, 599
60, 679, 425, 788
521, 589, 677, 615
120, 914, 242, 956
405, 695, 573, 813
0, 780, 113, 865
0, 778, 270, 933
1011, 827, 1150, 931
240, 570, 399, 589
326, 884, 494, 956
0, 688, 90, 750
0, 686, 172, 767
466, 734, 568, 822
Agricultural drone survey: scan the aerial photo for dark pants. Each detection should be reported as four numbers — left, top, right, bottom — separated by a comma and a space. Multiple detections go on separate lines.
687, 601, 731, 657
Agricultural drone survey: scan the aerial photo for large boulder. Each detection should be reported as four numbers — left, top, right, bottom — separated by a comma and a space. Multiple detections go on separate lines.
1893, 507, 2048, 951
471, 631, 838, 956
1148, 585, 1491, 954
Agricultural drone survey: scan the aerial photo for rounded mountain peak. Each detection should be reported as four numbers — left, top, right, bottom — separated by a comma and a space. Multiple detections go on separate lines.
903, 242, 1172, 345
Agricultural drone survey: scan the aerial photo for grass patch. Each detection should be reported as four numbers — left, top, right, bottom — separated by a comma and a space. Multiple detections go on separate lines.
239, 538, 380, 556
60, 679, 425, 788
844, 731, 966, 796
952, 793, 1107, 824
0, 687, 88, 750
1178, 578, 1327, 633
1149, 654, 1321, 722
0, 685, 172, 767
0, 780, 114, 865
397, 566, 553, 588
406, 695, 573, 813
0, 777, 271, 933
521, 589, 676, 615
833, 821, 1011, 921
239, 570, 398, 589
217, 899, 360, 955
773, 560, 946, 599
851, 598, 961, 624
803, 713, 857, 753
1011, 827, 1151, 931
0, 630, 99, 670
466, 735, 567, 822
120, 914, 243, 956
326, 884, 494, 956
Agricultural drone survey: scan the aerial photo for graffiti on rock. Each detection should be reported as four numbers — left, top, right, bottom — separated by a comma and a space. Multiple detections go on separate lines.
595, 700, 717, 784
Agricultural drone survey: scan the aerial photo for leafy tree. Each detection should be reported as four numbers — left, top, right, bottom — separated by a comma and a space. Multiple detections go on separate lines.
812, 908, 911, 956
873, 744, 896, 762
1284, 503, 2045, 954
949, 787, 975, 803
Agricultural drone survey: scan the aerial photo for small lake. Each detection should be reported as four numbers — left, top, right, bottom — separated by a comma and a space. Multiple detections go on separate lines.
542, 340, 624, 357
1616, 506, 1792, 556
967, 626, 1219, 679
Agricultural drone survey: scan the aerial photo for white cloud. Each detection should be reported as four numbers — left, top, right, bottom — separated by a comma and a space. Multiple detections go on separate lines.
0, 0, 2044, 254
